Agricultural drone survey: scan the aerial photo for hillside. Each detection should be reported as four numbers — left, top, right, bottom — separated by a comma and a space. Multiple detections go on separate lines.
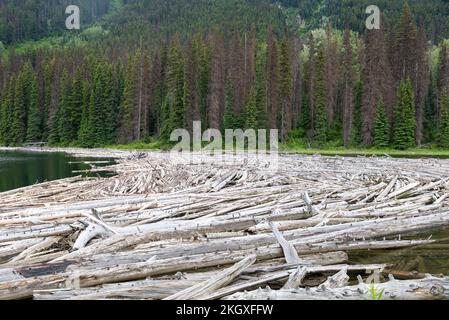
2, 0, 449, 48
0, 0, 449, 151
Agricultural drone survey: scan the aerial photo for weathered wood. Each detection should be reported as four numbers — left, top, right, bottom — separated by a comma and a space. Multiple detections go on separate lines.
224, 276, 449, 300
164, 255, 256, 300
1, 148, 449, 300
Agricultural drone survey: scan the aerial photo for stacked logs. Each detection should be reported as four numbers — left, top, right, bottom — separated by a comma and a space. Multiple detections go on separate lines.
0, 149, 449, 300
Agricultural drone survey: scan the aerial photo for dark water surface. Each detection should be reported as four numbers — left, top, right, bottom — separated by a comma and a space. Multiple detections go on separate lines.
0, 150, 115, 192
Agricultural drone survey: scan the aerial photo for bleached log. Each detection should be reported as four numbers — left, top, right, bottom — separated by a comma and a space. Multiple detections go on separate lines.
224, 275, 449, 300
164, 255, 256, 300
282, 266, 308, 289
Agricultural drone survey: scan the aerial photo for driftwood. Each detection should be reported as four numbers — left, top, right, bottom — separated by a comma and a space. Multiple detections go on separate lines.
225, 275, 449, 300
1, 148, 449, 300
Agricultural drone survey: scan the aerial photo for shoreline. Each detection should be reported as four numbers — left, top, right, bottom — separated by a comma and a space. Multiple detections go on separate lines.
3, 145, 449, 160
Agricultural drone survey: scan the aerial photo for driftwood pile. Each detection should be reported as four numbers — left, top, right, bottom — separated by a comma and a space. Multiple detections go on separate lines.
1, 149, 449, 300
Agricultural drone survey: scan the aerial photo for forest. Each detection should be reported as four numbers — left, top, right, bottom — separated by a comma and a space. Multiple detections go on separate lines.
0, 0, 449, 150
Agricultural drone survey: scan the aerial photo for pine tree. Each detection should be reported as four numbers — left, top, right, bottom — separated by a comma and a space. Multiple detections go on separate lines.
69, 69, 84, 141
25, 70, 40, 142
255, 43, 267, 129
223, 79, 236, 130
120, 56, 138, 144
41, 63, 54, 142
11, 64, 31, 145
351, 81, 363, 146
266, 25, 279, 130
393, 79, 417, 150
90, 63, 110, 146
244, 89, 258, 131
279, 32, 292, 141
373, 98, 390, 148
439, 92, 449, 148
78, 80, 94, 147
57, 71, 73, 146
342, 28, 354, 148
165, 37, 185, 139
0, 77, 15, 146
313, 47, 327, 145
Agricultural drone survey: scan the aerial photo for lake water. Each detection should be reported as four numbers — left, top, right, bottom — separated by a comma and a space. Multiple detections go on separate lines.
0, 150, 115, 192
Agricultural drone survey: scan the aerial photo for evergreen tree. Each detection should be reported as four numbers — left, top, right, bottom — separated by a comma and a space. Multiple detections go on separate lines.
164, 37, 185, 140
25, 70, 40, 142
255, 43, 268, 129
342, 28, 354, 147
58, 71, 73, 146
41, 63, 54, 142
244, 89, 258, 130
313, 47, 327, 145
120, 56, 138, 144
69, 69, 84, 142
90, 63, 110, 146
0, 78, 15, 146
393, 79, 417, 150
11, 64, 33, 146
279, 32, 292, 141
223, 80, 236, 130
78, 80, 94, 147
373, 98, 390, 148
439, 92, 449, 148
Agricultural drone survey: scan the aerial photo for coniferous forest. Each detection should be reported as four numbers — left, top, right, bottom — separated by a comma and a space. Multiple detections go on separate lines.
1, 0, 449, 150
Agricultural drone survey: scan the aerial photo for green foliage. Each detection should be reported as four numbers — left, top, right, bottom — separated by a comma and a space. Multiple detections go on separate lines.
244, 89, 258, 130
0, 78, 15, 145
368, 284, 385, 300
393, 79, 417, 150
78, 81, 93, 147
161, 39, 186, 141
223, 80, 236, 130
373, 99, 390, 148
439, 92, 449, 148
10, 63, 38, 146
313, 47, 327, 146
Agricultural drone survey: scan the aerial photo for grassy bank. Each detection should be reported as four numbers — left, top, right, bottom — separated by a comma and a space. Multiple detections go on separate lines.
282, 147, 449, 158
102, 140, 449, 158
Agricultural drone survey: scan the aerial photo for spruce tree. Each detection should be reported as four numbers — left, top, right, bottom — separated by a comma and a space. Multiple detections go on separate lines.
164, 38, 185, 140
69, 69, 84, 141
78, 80, 93, 147
244, 89, 258, 131
279, 33, 292, 141
439, 92, 449, 148
373, 98, 390, 148
42, 63, 54, 142
58, 71, 73, 146
11, 66, 29, 145
120, 55, 138, 144
0, 78, 15, 146
90, 63, 109, 146
313, 47, 327, 146
255, 44, 267, 129
223, 80, 236, 130
25, 70, 40, 142
393, 79, 417, 150
351, 81, 363, 146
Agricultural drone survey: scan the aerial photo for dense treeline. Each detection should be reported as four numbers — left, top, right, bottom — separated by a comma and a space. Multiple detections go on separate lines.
1, 2, 449, 150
